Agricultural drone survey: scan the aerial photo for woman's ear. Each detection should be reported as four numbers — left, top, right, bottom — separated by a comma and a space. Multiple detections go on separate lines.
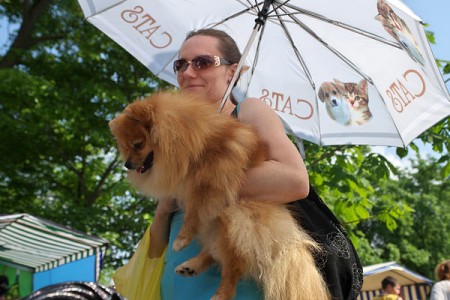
227, 63, 238, 83
228, 64, 249, 83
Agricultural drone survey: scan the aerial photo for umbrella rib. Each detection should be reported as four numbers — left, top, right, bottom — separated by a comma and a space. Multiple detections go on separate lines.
213, 2, 262, 27
271, 5, 315, 89
157, 1, 264, 82
279, 2, 402, 50
278, 5, 373, 84
83, 0, 128, 19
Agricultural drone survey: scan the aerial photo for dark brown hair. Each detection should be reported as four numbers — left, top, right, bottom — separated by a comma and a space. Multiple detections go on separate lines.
381, 276, 399, 290
185, 28, 242, 64
436, 260, 450, 281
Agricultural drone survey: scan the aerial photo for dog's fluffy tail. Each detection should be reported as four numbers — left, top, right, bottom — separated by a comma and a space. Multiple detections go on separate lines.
263, 238, 330, 300
221, 202, 330, 300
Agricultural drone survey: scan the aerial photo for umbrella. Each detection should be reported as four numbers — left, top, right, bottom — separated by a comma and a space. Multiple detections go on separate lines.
77, 0, 450, 147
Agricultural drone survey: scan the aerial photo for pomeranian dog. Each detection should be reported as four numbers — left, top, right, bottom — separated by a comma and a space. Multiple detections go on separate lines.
109, 91, 330, 300
318, 80, 351, 126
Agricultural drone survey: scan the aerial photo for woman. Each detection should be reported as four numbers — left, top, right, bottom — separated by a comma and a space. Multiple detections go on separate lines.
148, 29, 309, 299
430, 260, 450, 300
148, 29, 363, 299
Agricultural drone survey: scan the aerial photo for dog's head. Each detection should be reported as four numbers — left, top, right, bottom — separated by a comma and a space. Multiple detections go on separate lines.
109, 99, 159, 174
109, 92, 219, 179
318, 81, 345, 108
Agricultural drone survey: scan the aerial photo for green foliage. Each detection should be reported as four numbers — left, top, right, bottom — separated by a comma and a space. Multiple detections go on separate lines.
355, 156, 450, 278
0, 0, 165, 269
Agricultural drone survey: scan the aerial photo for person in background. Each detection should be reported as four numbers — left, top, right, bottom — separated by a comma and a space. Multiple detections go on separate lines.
430, 260, 450, 300
0, 275, 8, 300
373, 276, 403, 300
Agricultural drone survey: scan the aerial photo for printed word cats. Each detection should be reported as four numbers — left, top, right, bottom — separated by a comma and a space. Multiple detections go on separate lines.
121, 6, 172, 49
260, 89, 313, 120
386, 69, 426, 113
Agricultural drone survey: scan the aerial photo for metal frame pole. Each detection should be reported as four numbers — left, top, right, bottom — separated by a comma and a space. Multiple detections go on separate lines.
219, 0, 273, 111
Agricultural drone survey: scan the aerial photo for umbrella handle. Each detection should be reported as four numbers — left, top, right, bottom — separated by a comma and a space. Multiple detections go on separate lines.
219, 0, 274, 112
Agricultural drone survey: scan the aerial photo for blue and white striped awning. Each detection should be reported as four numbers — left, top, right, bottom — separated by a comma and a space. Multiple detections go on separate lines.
358, 261, 433, 300
0, 214, 108, 274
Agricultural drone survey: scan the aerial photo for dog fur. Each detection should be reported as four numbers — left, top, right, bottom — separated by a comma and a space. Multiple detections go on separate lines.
318, 80, 352, 126
109, 91, 330, 300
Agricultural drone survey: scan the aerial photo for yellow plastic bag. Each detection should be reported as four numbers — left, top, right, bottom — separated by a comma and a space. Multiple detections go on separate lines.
113, 225, 165, 300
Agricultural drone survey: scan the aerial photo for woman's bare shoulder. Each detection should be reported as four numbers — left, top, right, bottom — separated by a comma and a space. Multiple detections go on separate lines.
237, 98, 279, 124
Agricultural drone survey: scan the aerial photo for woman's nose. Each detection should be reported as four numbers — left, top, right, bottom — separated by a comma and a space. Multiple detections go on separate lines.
181, 63, 197, 77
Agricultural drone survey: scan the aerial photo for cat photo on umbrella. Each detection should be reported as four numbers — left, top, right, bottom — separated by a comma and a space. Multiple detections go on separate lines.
375, 0, 425, 65
318, 79, 372, 126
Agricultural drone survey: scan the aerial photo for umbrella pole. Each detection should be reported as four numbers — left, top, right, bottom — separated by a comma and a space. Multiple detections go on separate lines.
219, 0, 274, 112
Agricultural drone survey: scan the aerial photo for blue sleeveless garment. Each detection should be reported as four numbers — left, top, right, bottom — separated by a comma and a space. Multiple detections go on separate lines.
160, 100, 263, 299
160, 212, 263, 299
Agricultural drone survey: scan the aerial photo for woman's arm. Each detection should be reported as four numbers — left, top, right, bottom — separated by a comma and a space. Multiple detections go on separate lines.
237, 98, 309, 204
147, 198, 178, 258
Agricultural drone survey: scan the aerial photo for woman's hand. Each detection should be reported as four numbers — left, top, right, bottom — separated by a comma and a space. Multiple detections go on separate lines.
148, 198, 178, 258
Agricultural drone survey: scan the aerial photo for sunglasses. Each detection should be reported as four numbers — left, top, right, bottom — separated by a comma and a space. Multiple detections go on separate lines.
173, 55, 232, 73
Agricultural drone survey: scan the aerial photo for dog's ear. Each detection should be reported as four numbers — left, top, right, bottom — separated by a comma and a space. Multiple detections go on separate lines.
108, 114, 125, 136
108, 117, 118, 131
333, 78, 344, 85
333, 78, 346, 90
125, 100, 156, 131
317, 84, 326, 102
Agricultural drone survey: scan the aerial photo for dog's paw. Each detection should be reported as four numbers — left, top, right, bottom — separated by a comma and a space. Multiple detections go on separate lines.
172, 237, 189, 252
210, 294, 231, 300
175, 264, 197, 277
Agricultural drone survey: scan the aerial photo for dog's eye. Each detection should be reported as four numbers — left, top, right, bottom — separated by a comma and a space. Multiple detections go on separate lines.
134, 142, 143, 150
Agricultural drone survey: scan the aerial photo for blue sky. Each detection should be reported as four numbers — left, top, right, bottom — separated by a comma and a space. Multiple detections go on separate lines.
403, 0, 450, 63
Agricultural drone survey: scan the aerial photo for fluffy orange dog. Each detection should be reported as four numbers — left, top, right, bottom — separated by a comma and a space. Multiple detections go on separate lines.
109, 91, 330, 300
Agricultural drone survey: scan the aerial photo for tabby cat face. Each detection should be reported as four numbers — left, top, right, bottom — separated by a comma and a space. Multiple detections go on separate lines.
343, 81, 368, 109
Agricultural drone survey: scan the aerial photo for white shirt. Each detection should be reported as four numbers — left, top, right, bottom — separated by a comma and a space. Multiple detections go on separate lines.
430, 280, 450, 300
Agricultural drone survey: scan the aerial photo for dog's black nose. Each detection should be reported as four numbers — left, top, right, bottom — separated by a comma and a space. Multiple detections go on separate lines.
124, 161, 133, 170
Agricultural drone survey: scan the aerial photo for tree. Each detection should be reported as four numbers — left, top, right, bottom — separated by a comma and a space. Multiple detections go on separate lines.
355, 155, 450, 278
0, 0, 169, 269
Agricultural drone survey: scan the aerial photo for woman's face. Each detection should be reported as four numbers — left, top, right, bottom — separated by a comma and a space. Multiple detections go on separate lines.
177, 35, 235, 105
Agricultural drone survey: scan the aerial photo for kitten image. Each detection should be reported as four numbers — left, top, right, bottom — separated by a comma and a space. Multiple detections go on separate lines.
334, 79, 372, 126
375, 0, 424, 65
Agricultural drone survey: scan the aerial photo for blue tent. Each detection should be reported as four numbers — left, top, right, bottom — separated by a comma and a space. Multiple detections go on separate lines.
0, 214, 108, 297
358, 261, 433, 300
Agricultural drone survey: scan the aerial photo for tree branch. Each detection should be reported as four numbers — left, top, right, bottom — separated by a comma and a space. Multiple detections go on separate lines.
0, 0, 54, 69
309, 145, 347, 169
86, 151, 121, 206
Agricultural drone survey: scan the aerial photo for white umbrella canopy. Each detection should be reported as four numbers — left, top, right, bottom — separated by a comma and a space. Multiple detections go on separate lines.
78, 0, 450, 147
